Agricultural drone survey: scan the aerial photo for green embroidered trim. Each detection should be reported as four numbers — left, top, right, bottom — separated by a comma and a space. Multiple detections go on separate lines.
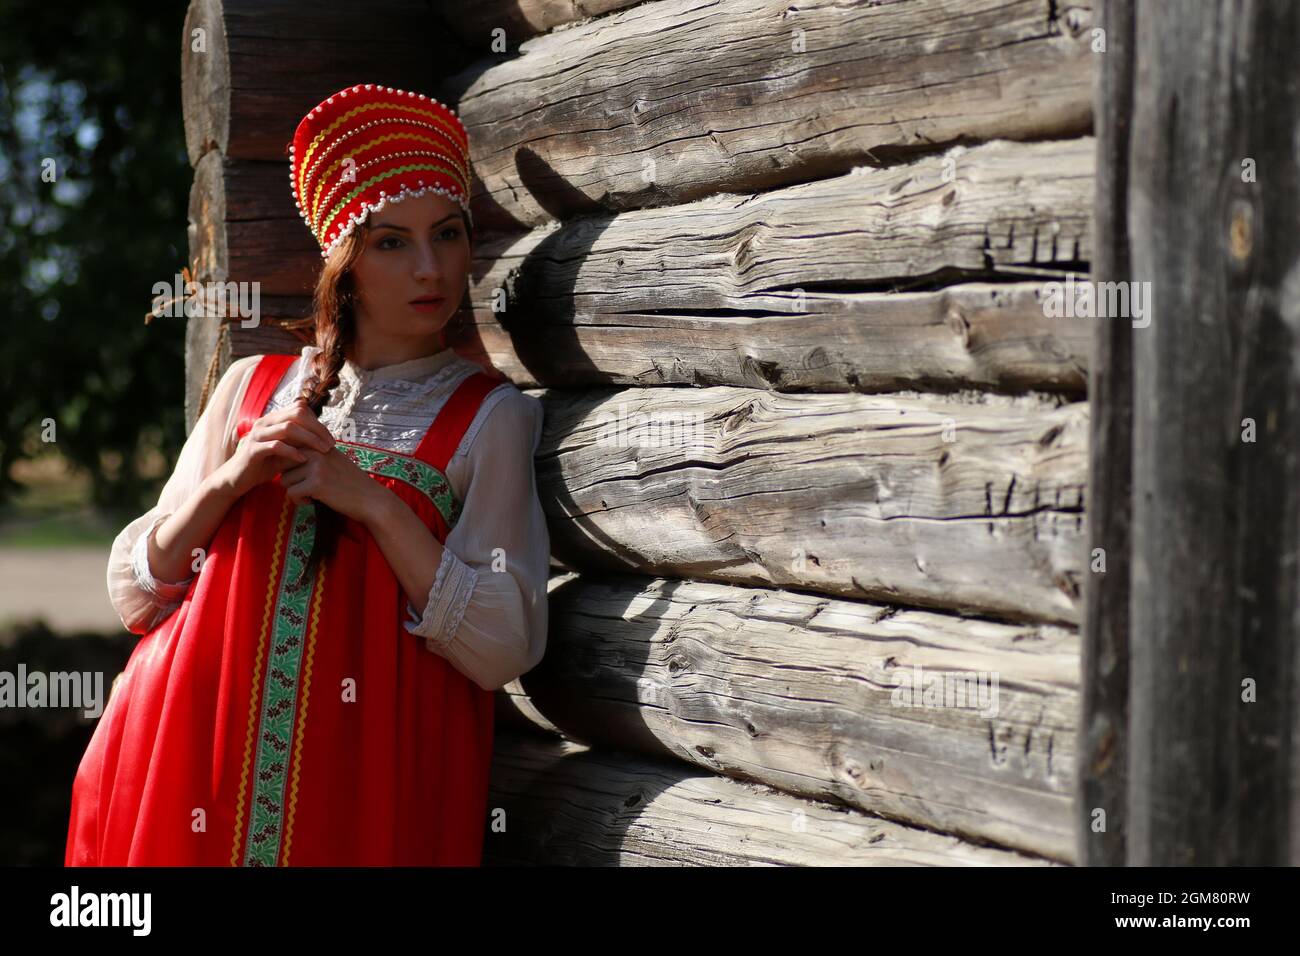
237, 441, 459, 865
335, 442, 462, 528
243, 502, 318, 867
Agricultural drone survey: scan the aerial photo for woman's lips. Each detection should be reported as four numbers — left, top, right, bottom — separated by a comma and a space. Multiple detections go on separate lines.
409, 297, 445, 312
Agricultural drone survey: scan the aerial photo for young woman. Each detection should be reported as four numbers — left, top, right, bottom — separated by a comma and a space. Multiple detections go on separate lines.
65, 84, 550, 866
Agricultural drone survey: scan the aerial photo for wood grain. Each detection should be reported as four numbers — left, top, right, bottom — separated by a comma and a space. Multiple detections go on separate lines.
501, 572, 1079, 859
531, 385, 1089, 624
485, 730, 1061, 865
1078, 0, 1132, 868
444, 0, 1097, 229
195, 139, 1094, 395
1124, 0, 1300, 866
181, 0, 462, 165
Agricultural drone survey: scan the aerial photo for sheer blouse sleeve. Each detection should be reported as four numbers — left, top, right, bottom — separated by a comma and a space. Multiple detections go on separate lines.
105, 354, 262, 635
403, 387, 550, 692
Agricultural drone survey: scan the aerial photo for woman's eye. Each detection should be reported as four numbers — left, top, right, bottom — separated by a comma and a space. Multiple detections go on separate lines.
376, 228, 457, 249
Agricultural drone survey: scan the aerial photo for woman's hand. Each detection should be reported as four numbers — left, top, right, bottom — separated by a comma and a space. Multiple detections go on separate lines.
212, 402, 336, 501
280, 442, 386, 523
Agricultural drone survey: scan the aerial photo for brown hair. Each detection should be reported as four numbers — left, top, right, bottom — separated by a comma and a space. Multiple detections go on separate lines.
292, 207, 474, 587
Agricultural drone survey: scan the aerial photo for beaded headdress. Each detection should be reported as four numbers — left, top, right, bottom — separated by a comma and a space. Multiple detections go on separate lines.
287, 83, 473, 260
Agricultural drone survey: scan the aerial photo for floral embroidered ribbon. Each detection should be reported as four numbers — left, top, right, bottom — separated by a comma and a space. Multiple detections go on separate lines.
334, 441, 462, 528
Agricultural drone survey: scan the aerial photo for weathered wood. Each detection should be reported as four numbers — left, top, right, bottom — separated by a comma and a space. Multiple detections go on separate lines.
1078, 0, 1133, 868
485, 730, 1060, 865
472, 137, 1093, 392
181, 0, 231, 168
227, 309, 313, 362
530, 385, 1088, 624
226, 281, 1092, 396
189, 156, 319, 297
432, 0, 644, 50
181, 0, 460, 165
485, 137, 1093, 297
184, 150, 232, 431
200, 137, 1095, 296
185, 147, 308, 426
474, 282, 1090, 394
499, 573, 1079, 859
1125, 0, 1300, 865
444, 0, 1096, 230
204, 138, 1093, 393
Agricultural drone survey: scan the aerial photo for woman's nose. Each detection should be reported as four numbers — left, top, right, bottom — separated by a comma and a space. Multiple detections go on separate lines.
412, 243, 442, 279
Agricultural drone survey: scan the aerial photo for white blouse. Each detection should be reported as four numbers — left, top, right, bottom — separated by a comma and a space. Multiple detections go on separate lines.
106, 344, 550, 692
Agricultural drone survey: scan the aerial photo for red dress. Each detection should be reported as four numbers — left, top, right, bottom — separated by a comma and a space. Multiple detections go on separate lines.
66, 353, 502, 866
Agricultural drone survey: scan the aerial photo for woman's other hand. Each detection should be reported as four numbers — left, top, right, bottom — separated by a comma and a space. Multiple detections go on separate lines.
280, 443, 385, 523
213, 402, 336, 501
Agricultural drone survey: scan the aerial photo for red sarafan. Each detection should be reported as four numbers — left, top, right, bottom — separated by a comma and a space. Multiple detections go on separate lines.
66, 353, 502, 866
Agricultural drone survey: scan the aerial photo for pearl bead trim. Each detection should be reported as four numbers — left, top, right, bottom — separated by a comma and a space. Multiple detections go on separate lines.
318, 184, 473, 260
287, 84, 474, 259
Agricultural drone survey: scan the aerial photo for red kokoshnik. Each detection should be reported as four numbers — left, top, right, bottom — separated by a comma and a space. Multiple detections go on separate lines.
288, 83, 473, 260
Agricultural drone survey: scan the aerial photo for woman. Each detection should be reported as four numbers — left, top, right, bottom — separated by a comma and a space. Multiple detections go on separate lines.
65, 84, 549, 866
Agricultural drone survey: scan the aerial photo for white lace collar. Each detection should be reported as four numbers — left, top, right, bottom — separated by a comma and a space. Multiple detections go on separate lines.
298, 344, 461, 388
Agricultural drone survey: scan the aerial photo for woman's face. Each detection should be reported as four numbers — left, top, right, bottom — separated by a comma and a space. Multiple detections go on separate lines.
348, 192, 471, 349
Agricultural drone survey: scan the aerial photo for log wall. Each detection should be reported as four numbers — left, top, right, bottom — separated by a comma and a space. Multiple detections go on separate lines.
182, 0, 1099, 865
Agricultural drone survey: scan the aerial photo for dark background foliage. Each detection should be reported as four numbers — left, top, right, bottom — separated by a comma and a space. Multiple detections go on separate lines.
0, 0, 190, 866
0, 0, 190, 511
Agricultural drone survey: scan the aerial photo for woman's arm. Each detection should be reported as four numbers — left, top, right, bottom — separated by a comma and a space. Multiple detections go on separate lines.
107, 355, 263, 633
144, 470, 244, 583
149, 394, 335, 582
360, 483, 447, 622
365, 388, 550, 691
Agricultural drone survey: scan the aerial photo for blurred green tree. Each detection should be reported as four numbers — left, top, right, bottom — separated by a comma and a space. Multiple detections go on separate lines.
0, 1, 190, 511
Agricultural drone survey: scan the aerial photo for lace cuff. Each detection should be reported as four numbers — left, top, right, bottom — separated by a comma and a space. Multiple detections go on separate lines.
404, 546, 478, 653
130, 512, 195, 604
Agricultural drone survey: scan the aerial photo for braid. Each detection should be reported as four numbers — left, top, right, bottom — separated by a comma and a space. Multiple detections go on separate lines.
292, 242, 360, 588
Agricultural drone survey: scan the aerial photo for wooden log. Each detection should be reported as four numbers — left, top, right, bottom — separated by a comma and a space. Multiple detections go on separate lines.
475, 282, 1091, 395
531, 385, 1088, 624
483, 137, 1094, 300
485, 730, 1059, 865
443, 0, 1097, 229
207, 138, 1093, 393
1078, 0, 1133, 867
197, 137, 1095, 298
181, 0, 463, 165
1123, 0, 1300, 866
187, 155, 341, 300
217, 281, 1092, 396
184, 150, 232, 430
499, 573, 1079, 860
472, 137, 1093, 392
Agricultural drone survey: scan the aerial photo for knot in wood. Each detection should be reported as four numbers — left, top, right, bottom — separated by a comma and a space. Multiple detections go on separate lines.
722, 399, 757, 433
1228, 200, 1253, 263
